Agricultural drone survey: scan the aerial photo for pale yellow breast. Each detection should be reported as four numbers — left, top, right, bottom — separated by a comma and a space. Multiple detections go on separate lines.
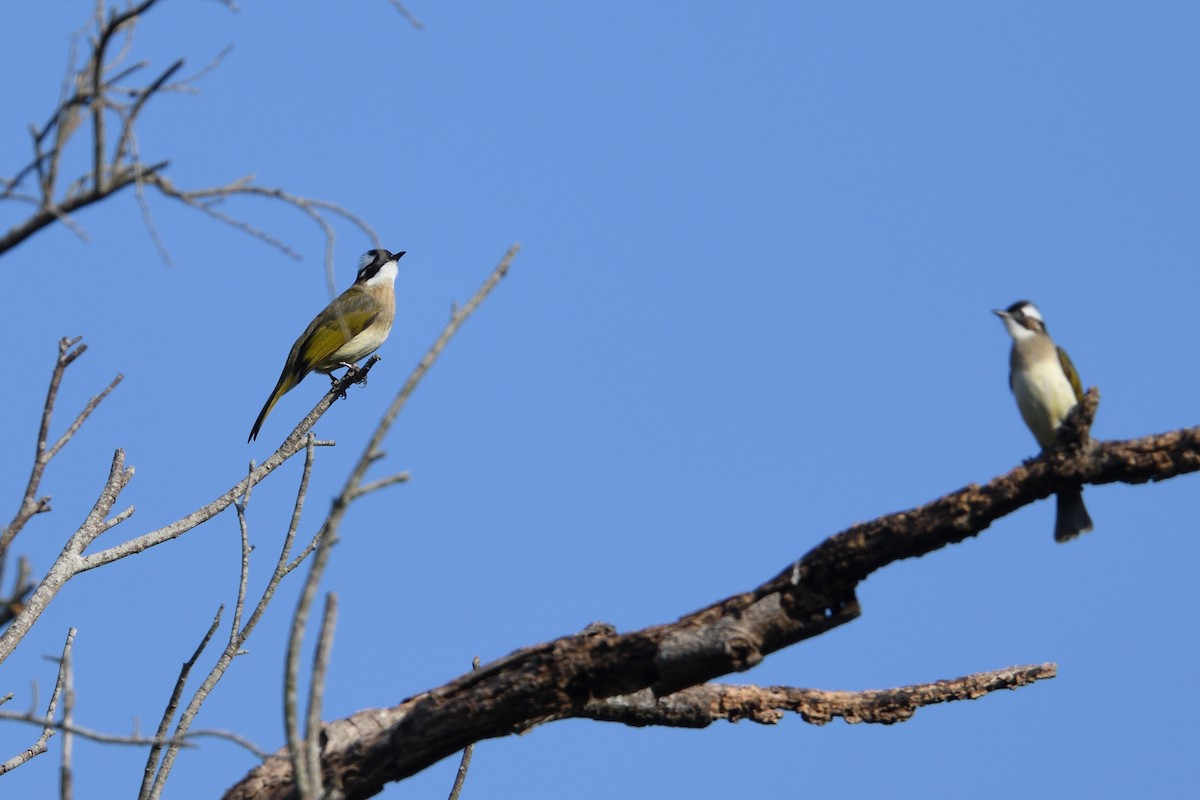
328, 321, 392, 366
1012, 357, 1079, 447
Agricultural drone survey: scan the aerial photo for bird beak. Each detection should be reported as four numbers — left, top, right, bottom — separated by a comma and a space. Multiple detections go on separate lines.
992, 309, 1010, 320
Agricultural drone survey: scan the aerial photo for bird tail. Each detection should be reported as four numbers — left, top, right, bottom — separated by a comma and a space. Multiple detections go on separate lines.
1054, 487, 1094, 542
248, 372, 297, 442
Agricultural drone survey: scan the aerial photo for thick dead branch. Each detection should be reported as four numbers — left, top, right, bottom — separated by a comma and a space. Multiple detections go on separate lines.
223, 391, 1200, 800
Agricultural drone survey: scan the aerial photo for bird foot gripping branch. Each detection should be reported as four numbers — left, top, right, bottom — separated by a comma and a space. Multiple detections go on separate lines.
330, 357, 379, 398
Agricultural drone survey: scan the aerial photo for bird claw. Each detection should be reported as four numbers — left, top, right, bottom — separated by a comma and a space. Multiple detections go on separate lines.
327, 363, 368, 399
340, 362, 367, 387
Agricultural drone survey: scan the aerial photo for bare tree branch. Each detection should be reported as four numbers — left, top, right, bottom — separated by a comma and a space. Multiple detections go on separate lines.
138, 174, 382, 285
0, 450, 133, 664
0, 628, 74, 776
80, 371, 363, 571
446, 657, 481, 800
305, 594, 338, 799
284, 527, 332, 800
0, 337, 121, 561
139, 607, 223, 800
581, 663, 1058, 728
348, 471, 410, 501
0, 707, 267, 759
387, 0, 425, 29
361, 244, 521, 467
0, 352, 374, 667
59, 628, 75, 800
0, 0, 382, 284
223, 392, 1200, 799
141, 435, 325, 800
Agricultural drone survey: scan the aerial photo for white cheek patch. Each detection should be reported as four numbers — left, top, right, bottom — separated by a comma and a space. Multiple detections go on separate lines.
1019, 303, 1044, 323
364, 257, 399, 287
358, 251, 377, 271
1002, 315, 1037, 341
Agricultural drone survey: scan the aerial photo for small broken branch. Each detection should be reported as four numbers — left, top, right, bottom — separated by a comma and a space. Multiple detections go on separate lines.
582, 663, 1058, 727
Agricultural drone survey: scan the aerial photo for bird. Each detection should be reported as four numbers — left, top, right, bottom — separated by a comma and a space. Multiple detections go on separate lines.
248, 248, 405, 442
993, 300, 1093, 541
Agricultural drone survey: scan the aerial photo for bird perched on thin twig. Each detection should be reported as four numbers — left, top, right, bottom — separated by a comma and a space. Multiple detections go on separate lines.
248, 249, 405, 442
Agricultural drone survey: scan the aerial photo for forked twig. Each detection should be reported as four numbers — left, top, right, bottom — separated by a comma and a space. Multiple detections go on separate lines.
0, 628, 75, 776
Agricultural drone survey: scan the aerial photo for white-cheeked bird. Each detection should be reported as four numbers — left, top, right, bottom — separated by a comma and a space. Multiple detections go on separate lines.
993, 300, 1094, 541
249, 248, 404, 442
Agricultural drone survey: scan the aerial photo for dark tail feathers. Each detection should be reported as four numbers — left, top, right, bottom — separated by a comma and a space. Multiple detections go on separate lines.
1054, 487, 1093, 542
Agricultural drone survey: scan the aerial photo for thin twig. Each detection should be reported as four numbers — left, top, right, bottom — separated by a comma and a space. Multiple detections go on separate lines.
128, 129, 173, 265
1, 337, 119, 559
146, 175, 382, 287
0, 0, 370, 268
113, 59, 183, 164
161, 44, 233, 94
446, 657, 481, 800
284, 521, 335, 800
143, 436, 321, 798
77, 420, 335, 572
0, 628, 75, 776
361, 245, 519, 466
89, 0, 159, 190
0, 448, 134, 665
59, 626, 75, 800
304, 594, 338, 799
348, 471, 410, 500
230, 464, 255, 639
387, 0, 426, 29
139, 608, 222, 800
51, 374, 123, 463
0, 709, 267, 759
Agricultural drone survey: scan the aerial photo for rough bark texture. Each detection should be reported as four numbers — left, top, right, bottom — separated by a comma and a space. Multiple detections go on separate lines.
581, 663, 1057, 727
224, 391, 1200, 800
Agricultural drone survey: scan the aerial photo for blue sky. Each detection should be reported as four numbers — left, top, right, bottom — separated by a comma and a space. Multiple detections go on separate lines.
2, 1, 1199, 797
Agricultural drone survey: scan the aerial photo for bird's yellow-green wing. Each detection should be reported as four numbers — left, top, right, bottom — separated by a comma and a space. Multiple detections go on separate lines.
290, 287, 380, 375
1057, 346, 1084, 401
250, 288, 379, 442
